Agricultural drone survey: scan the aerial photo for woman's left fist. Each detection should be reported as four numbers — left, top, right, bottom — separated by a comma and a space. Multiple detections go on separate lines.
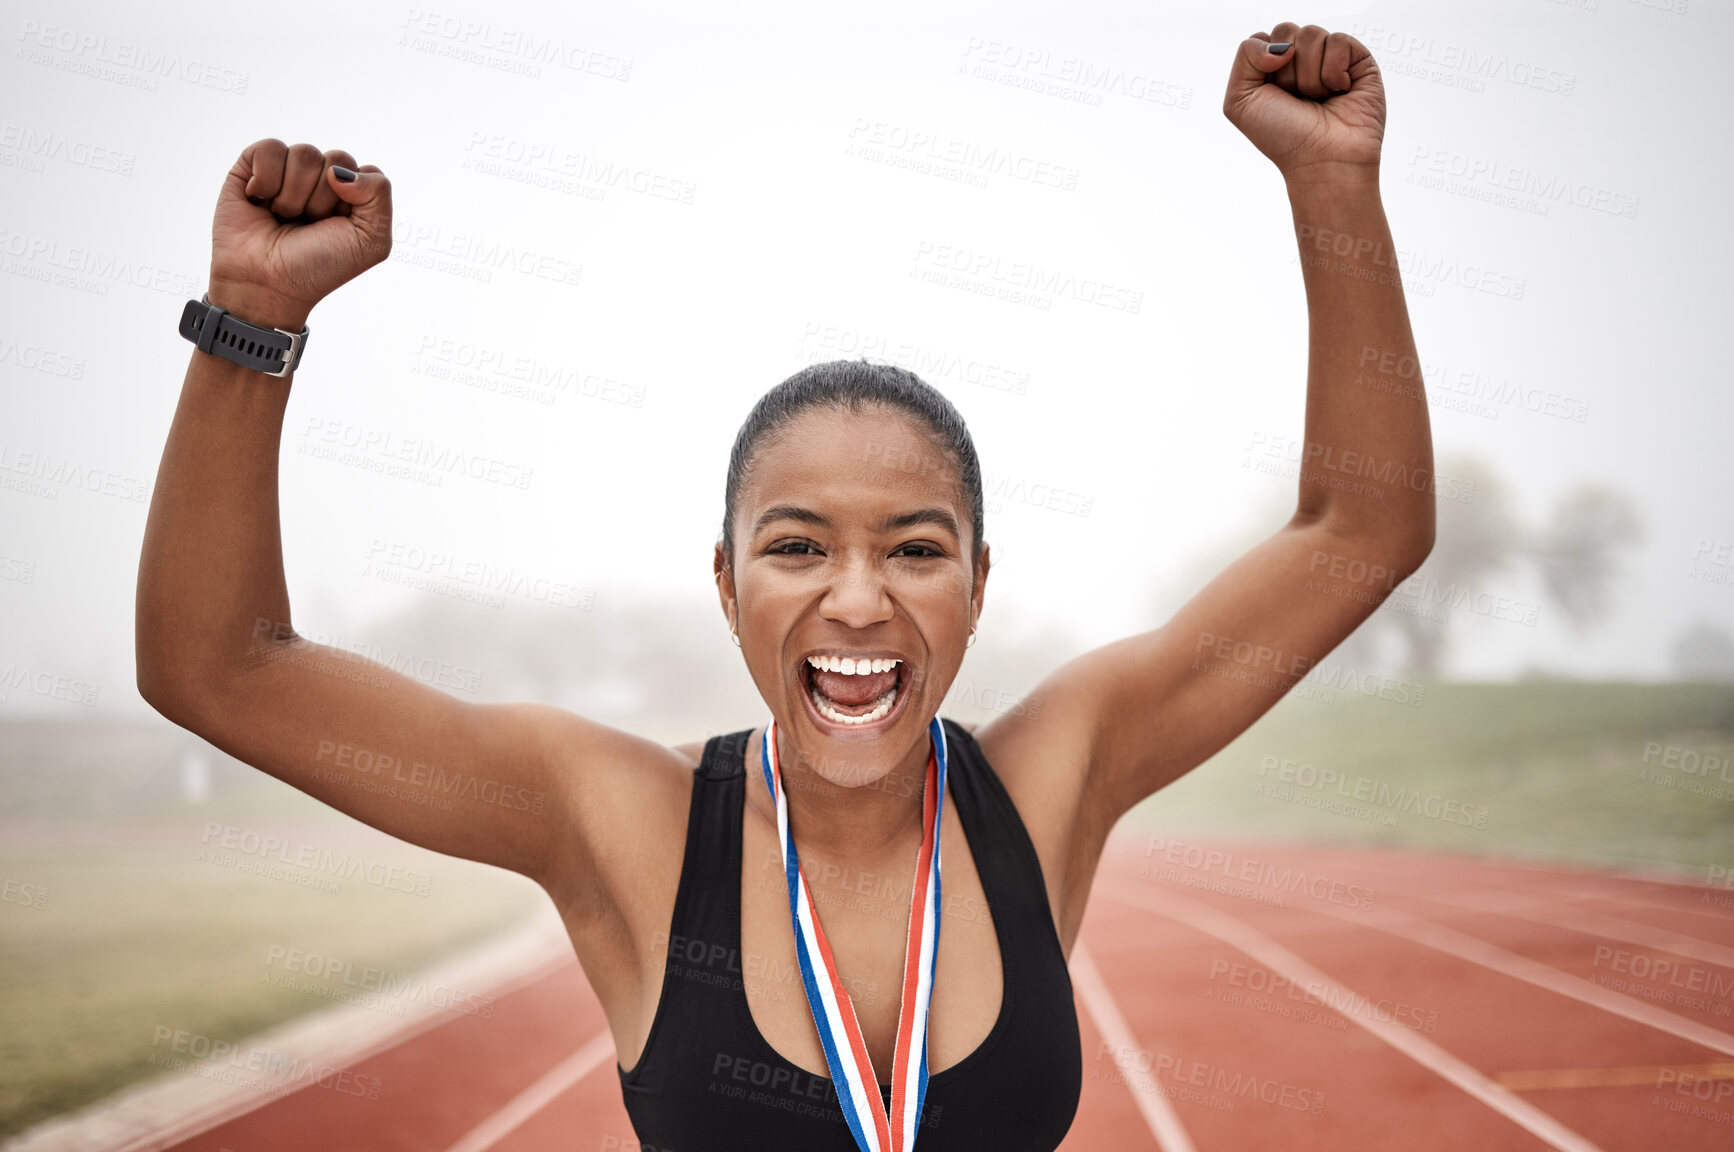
1222, 22, 1385, 182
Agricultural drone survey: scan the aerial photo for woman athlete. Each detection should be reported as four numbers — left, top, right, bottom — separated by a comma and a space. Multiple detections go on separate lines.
137, 23, 1433, 1151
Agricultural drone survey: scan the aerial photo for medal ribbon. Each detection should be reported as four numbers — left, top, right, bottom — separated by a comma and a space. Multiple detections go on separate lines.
759, 714, 949, 1152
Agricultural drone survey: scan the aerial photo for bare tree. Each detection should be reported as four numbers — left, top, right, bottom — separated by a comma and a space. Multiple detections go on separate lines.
1158, 452, 1642, 680
1672, 620, 1734, 682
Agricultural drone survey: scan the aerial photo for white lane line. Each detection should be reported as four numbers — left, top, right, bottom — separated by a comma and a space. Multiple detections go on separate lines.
0, 912, 576, 1152
1271, 886, 1734, 1058
1399, 885, 1734, 972
1241, 847, 1734, 971
441, 1029, 617, 1152
1069, 942, 1197, 1152
1103, 888, 1608, 1152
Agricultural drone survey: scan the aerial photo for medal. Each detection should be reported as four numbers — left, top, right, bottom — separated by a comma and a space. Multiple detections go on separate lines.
758, 714, 949, 1152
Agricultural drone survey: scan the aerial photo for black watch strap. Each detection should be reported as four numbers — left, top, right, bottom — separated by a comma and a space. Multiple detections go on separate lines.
178, 294, 309, 377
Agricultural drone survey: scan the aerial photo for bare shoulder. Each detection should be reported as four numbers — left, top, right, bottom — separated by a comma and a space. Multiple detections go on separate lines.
526, 719, 734, 1067
964, 672, 1108, 957
534, 713, 699, 927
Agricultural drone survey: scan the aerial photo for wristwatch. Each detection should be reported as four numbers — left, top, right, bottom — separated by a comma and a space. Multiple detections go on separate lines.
178, 294, 309, 377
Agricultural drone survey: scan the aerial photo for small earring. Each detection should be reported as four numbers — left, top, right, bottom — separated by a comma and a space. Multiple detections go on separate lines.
731, 630, 741, 648
966, 630, 977, 648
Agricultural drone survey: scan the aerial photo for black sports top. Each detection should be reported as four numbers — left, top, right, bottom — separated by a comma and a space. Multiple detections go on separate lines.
616, 717, 1083, 1150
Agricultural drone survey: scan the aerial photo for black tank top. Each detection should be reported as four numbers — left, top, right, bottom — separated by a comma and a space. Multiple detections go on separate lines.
616, 717, 1082, 1149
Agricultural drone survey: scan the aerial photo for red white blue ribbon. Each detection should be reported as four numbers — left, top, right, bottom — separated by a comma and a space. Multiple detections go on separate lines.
759, 713, 948, 1152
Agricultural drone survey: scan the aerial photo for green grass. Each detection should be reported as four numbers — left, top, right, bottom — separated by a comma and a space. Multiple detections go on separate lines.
0, 802, 544, 1138
1121, 680, 1734, 875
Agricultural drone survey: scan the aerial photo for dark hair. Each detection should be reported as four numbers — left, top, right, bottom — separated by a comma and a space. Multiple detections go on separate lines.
720, 358, 985, 575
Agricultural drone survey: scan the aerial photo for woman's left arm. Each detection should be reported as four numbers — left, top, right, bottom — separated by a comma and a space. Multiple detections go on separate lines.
985, 23, 1435, 829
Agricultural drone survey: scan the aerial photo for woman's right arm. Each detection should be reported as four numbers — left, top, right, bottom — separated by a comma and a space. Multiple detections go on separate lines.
135, 140, 678, 898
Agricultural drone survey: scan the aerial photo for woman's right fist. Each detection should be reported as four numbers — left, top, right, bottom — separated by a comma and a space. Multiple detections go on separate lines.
207, 139, 393, 331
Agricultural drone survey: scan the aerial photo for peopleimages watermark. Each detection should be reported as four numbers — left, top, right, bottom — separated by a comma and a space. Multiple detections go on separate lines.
947, 679, 1043, 719
983, 469, 1092, 518
461, 132, 695, 204
397, 9, 633, 81
1347, 23, 1577, 96
794, 320, 1031, 396
0, 555, 36, 584
0, 662, 101, 707
390, 217, 583, 287
0, 226, 202, 297
1590, 945, 1733, 1017
1206, 959, 1439, 1034
1300, 547, 1540, 630
957, 36, 1193, 110
298, 415, 534, 491
311, 737, 550, 816
707, 1050, 946, 1130
1404, 145, 1639, 221
0, 121, 135, 175
0, 333, 86, 379
263, 943, 496, 1018
249, 616, 484, 695
1290, 660, 1427, 710
361, 538, 595, 611
910, 239, 1143, 313
1242, 431, 1477, 505
1256, 754, 1491, 829
1355, 344, 1591, 424
0, 441, 150, 504
412, 335, 644, 408
1651, 1067, 1734, 1131
1139, 835, 1377, 910
844, 116, 1081, 191
1686, 537, 1733, 590
747, 840, 993, 928
651, 927, 879, 1008
1637, 740, 1733, 802
15, 20, 250, 94
1286, 225, 1528, 302
1092, 1042, 1326, 1115
198, 821, 435, 897
148, 1025, 381, 1099
2, 877, 48, 910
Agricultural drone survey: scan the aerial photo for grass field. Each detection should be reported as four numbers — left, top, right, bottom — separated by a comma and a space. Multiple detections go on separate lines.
1120, 679, 1734, 875
2, 680, 1732, 1139
0, 786, 544, 1140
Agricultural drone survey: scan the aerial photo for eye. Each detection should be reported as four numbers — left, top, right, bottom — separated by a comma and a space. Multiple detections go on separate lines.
767, 540, 821, 556
893, 543, 944, 558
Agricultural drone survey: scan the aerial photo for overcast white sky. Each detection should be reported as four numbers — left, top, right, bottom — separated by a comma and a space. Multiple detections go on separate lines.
2, 0, 1730, 717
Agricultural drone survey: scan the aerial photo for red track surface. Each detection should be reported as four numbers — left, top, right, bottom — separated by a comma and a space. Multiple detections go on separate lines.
155, 841, 1734, 1151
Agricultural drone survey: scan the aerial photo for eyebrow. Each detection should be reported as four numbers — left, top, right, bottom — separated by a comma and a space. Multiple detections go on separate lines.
752, 504, 961, 539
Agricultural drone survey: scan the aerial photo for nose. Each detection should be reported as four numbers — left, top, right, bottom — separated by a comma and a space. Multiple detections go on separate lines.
818, 552, 894, 630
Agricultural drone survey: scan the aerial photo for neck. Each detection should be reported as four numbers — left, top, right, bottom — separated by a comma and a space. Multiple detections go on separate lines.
747, 723, 933, 866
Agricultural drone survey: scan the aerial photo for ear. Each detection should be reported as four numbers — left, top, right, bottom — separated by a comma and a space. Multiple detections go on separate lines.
714, 541, 738, 633
970, 543, 991, 630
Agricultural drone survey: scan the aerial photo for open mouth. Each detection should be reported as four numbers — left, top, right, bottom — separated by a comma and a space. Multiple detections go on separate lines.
798, 654, 913, 730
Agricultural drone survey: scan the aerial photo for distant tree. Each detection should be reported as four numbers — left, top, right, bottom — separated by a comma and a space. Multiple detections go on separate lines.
1157, 452, 1641, 680
1672, 621, 1734, 682
1522, 485, 1644, 629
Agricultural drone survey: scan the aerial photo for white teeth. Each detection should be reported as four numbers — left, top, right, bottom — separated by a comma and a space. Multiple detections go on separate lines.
810, 683, 898, 725
806, 655, 902, 676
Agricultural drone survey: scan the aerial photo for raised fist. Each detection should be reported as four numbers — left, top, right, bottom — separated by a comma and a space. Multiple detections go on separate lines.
1222, 23, 1386, 182
207, 139, 393, 331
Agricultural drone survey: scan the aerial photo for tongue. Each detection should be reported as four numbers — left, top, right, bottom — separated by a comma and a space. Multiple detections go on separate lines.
812, 667, 897, 707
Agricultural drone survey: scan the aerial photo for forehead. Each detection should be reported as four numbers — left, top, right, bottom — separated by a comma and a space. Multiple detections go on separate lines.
742, 406, 962, 524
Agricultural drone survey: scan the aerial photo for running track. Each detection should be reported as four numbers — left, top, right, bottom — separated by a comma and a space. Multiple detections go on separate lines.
39, 840, 1734, 1150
